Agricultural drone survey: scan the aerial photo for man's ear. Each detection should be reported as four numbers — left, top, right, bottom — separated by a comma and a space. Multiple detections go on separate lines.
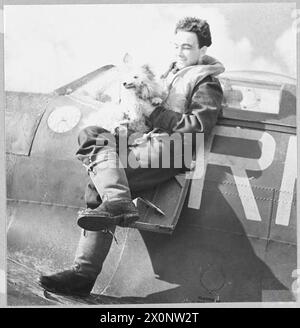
199, 46, 207, 58
123, 53, 133, 65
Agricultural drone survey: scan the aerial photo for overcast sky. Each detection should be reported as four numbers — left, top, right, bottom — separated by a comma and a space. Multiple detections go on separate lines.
4, 3, 296, 92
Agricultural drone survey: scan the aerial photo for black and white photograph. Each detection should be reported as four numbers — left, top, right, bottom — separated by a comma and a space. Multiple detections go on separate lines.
3, 2, 298, 307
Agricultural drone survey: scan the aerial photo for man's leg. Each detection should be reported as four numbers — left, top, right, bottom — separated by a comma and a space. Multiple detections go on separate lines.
73, 228, 115, 280
39, 128, 188, 296
76, 126, 140, 231
39, 126, 139, 296
125, 132, 188, 192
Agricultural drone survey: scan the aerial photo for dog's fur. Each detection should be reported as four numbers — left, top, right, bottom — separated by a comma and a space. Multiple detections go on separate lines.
81, 57, 166, 134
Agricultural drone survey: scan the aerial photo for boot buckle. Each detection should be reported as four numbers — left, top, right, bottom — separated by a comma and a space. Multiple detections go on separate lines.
82, 159, 103, 175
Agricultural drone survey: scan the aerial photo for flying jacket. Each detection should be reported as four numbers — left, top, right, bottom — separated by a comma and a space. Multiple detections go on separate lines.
148, 56, 224, 135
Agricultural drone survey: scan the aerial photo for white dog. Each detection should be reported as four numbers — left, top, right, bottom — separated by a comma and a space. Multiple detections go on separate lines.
81, 54, 167, 134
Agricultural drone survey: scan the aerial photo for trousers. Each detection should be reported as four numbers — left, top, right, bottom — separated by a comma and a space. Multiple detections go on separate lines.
76, 126, 192, 208
74, 125, 194, 279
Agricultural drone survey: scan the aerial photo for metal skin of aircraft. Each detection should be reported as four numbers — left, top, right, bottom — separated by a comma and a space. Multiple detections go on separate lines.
6, 65, 297, 305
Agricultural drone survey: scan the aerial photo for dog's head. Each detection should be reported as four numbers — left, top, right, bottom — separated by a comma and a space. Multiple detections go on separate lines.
121, 53, 159, 100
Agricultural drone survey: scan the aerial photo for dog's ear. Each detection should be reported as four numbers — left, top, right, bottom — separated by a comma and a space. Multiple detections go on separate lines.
123, 53, 133, 65
142, 64, 151, 71
142, 64, 155, 80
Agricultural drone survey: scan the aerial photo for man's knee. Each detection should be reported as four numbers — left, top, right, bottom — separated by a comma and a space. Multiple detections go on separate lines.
77, 126, 110, 146
76, 126, 117, 167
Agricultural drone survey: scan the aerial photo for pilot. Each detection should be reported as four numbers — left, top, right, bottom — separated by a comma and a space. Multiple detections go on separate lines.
39, 17, 225, 296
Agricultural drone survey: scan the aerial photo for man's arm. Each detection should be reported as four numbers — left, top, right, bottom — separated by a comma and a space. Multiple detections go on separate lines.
148, 76, 223, 134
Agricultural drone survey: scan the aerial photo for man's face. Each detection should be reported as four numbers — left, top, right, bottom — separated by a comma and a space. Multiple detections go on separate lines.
174, 31, 202, 69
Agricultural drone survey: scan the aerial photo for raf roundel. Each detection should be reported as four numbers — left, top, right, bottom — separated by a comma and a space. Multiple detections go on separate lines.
47, 105, 82, 133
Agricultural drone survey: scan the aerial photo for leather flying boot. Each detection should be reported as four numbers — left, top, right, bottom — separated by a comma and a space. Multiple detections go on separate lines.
39, 229, 114, 296
77, 147, 139, 231
78, 200, 139, 231
73, 228, 114, 279
38, 268, 95, 297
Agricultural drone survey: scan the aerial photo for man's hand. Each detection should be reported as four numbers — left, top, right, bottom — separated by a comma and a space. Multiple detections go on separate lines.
139, 99, 157, 117
151, 97, 163, 106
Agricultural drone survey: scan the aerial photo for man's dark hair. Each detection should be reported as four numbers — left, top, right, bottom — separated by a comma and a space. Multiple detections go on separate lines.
175, 17, 212, 48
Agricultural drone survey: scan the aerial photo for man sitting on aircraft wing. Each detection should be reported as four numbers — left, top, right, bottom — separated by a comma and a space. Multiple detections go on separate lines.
39, 17, 225, 297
